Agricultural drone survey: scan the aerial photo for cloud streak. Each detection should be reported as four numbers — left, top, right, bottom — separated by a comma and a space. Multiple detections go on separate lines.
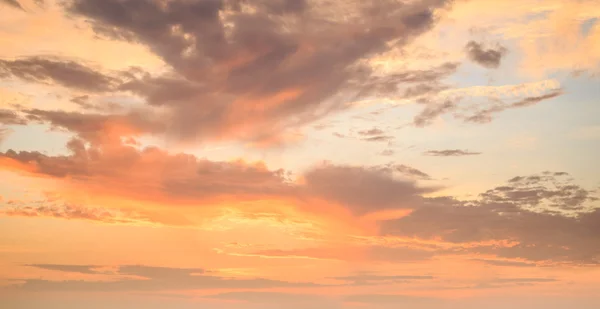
423, 149, 481, 157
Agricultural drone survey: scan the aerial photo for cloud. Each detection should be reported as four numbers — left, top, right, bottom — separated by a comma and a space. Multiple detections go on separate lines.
70, 95, 123, 112
362, 135, 394, 142
0, 136, 440, 216
332, 274, 434, 285
463, 89, 564, 124
413, 99, 456, 127
302, 164, 436, 215
20, 108, 167, 144
344, 294, 434, 305
0, 0, 23, 10
43, 0, 454, 143
493, 277, 557, 284
465, 41, 508, 69
0, 138, 292, 204
380, 173, 600, 264
386, 164, 431, 180
481, 172, 596, 212
470, 277, 559, 289
423, 149, 481, 157
13, 264, 318, 292
24, 264, 100, 275
358, 128, 385, 136
248, 243, 437, 263
0, 200, 154, 225
0, 109, 26, 125
203, 291, 329, 304
356, 62, 459, 97
470, 259, 537, 267
412, 81, 563, 127
0, 57, 124, 92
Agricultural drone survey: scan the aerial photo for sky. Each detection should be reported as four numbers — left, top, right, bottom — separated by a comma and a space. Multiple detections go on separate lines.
0, 0, 599, 308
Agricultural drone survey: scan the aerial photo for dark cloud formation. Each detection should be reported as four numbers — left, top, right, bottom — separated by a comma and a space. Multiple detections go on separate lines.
0, 139, 292, 202
480, 171, 597, 212
465, 41, 508, 69
0, 57, 123, 92
0, 136, 435, 215
39, 0, 454, 143
70, 95, 123, 112
0, 0, 23, 10
13, 264, 317, 292
302, 164, 435, 215
0, 109, 26, 125
423, 149, 481, 157
23, 108, 165, 143
381, 173, 600, 264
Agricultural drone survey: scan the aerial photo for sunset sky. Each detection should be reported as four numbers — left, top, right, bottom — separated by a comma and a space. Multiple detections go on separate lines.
0, 0, 599, 308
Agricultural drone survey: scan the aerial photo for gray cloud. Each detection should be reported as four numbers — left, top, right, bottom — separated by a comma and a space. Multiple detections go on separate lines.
1, 203, 149, 225
303, 164, 436, 215
23, 108, 165, 143
380, 173, 600, 264
0, 0, 23, 10
1, 136, 439, 215
332, 274, 433, 286
464, 89, 563, 124
355, 128, 395, 142
480, 171, 596, 212
0, 57, 122, 92
413, 99, 457, 127
25, 264, 99, 275
358, 128, 385, 136
0, 109, 26, 125
53, 0, 454, 143
493, 277, 556, 283
470, 259, 537, 267
13, 264, 318, 292
413, 87, 563, 127
252, 245, 437, 263
423, 149, 481, 157
70, 95, 123, 112
465, 41, 508, 69
389, 164, 431, 180
344, 294, 434, 305
0, 138, 292, 202
202, 291, 331, 305
362, 135, 395, 142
